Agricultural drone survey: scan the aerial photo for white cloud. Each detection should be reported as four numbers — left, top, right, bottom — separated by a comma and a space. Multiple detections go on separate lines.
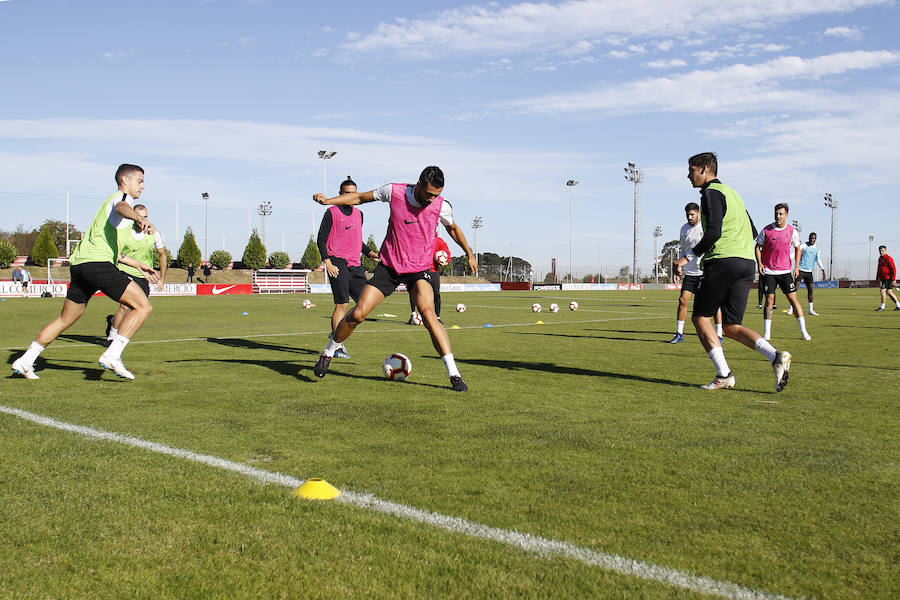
643, 58, 687, 69
823, 25, 865, 39
338, 0, 889, 59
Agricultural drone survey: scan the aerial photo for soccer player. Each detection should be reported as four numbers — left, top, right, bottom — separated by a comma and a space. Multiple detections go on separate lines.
105, 204, 166, 345
875, 245, 900, 311
316, 176, 379, 359
11, 164, 156, 380
755, 203, 811, 341
408, 235, 449, 325
669, 202, 722, 344
673, 152, 792, 391
312, 166, 477, 391
787, 232, 825, 316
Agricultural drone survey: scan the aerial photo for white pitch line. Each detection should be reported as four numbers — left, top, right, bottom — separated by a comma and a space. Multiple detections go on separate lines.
0, 405, 794, 600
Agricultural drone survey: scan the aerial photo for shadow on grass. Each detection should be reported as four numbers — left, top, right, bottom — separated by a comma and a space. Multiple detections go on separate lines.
206, 337, 319, 355
5, 351, 106, 381
58, 333, 107, 346
504, 330, 669, 343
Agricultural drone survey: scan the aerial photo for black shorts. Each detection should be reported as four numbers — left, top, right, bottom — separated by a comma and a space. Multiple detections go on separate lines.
327, 258, 367, 304
129, 276, 151, 298
797, 270, 813, 290
681, 274, 702, 294
880, 279, 896, 290
366, 262, 435, 298
692, 257, 755, 325
66, 262, 133, 304
762, 273, 797, 296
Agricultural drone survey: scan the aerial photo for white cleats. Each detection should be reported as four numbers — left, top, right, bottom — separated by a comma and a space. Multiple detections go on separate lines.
773, 351, 792, 392
764, 334, 771, 341
700, 372, 735, 390
99, 353, 135, 380
809, 310, 820, 316
11, 357, 39, 380
802, 332, 812, 341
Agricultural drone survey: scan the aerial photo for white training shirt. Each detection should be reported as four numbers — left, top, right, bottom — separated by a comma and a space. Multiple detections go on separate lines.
755, 224, 801, 275
678, 221, 705, 276
373, 184, 455, 227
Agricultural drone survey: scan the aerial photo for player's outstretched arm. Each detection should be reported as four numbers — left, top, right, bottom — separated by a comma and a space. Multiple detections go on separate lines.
313, 190, 376, 206
118, 255, 160, 284
115, 201, 152, 233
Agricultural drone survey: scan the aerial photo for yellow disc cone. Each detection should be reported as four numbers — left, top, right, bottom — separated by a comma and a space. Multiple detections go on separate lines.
536, 320, 544, 324
451, 325, 460, 329
293, 478, 341, 500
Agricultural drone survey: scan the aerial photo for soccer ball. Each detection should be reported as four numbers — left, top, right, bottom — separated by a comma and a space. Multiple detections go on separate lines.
434, 249, 450, 266
548, 303, 559, 313
456, 303, 466, 312
410, 311, 423, 325
301, 298, 312, 309
569, 301, 579, 311
532, 303, 542, 313
382, 353, 412, 381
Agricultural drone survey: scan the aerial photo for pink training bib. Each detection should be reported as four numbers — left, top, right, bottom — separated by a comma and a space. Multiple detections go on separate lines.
379, 183, 443, 273
326, 206, 363, 267
760, 224, 795, 272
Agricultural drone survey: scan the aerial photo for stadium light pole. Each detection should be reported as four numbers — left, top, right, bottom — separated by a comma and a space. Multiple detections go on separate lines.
824, 193, 837, 280
792, 219, 801, 233
868, 235, 875, 281
258, 201, 273, 249
652, 226, 662, 284
318, 150, 337, 194
202, 192, 209, 261
624, 162, 643, 284
472, 216, 483, 279
566, 180, 579, 283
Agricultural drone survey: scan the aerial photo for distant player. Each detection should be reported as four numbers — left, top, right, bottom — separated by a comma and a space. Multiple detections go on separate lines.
316, 175, 379, 359
755, 203, 810, 341
673, 152, 792, 391
875, 245, 900, 311
787, 232, 825, 316
669, 202, 722, 344
409, 235, 449, 325
20, 267, 30, 298
12, 164, 156, 380
312, 166, 477, 391
105, 204, 166, 345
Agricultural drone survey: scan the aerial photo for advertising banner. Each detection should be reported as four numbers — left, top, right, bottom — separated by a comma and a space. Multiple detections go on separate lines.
0, 282, 68, 297
150, 283, 197, 296
196, 284, 252, 296
532, 283, 563, 291
617, 283, 643, 290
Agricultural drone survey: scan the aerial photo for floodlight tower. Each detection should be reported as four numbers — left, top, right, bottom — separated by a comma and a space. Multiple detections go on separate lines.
868, 235, 875, 280
824, 193, 837, 279
202, 192, 210, 260
472, 216, 483, 278
318, 150, 337, 194
624, 162, 643, 283
258, 201, 273, 248
566, 180, 579, 283
652, 226, 662, 284
792, 219, 801, 233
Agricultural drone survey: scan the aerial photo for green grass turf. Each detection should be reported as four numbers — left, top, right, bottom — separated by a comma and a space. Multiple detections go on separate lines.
1, 289, 897, 598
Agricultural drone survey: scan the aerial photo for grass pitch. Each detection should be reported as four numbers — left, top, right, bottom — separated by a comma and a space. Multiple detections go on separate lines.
1, 289, 897, 599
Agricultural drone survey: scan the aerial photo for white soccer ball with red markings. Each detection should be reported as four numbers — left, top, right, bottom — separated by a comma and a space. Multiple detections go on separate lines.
411, 311, 423, 325
382, 353, 412, 381
434, 249, 450, 267
456, 303, 466, 312
548, 303, 559, 313
302, 298, 313, 309
532, 303, 542, 313
569, 301, 579, 311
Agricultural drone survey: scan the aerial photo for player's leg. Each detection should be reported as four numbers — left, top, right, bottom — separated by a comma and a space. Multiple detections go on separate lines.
670, 289, 690, 343
412, 276, 467, 391
785, 289, 811, 340
109, 304, 131, 342
690, 263, 733, 388
888, 286, 900, 309
763, 280, 776, 340
331, 303, 348, 336
714, 308, 723, 340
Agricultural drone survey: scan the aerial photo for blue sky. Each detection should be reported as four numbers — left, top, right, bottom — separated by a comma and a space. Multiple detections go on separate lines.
1, 0, 898, 279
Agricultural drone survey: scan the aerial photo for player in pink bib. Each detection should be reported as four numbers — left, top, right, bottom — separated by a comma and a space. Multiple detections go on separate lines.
312, 166, 477, 392
755, 203, 811, 341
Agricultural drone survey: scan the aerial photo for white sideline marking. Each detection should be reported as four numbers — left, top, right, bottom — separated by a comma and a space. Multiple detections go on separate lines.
0, 405, 793, 600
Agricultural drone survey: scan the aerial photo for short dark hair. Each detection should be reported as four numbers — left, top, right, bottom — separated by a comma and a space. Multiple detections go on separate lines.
418, 166, 444, 189
115, 163, 144, 186
775, 203, 789, 213
688, 152, 717, 175
339, 175, 356, 194
133, 203, 147, 212
879, 245, 887, 252
684, 202, 699, 212
808, 232, 817, 239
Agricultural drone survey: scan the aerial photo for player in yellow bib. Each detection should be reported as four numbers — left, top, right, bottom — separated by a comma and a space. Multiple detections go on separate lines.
105, 204, 167, 345
12, 164, 157, 380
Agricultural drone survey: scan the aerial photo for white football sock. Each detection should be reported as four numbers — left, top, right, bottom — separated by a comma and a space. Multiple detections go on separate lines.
764, 319, 772, 338
105, 334, 130, 360
754, 337, 777, 363
707, 346, 731, 377
21, 341, 45, 367
808, 302, 814, 312
797, 316, 808, 336
108, 327, 118, 341
715, 323, 723, 337
880, 303, 886, 309
676, 320, 684, 335
442, 353, 461, 378
322, 337, 342, 357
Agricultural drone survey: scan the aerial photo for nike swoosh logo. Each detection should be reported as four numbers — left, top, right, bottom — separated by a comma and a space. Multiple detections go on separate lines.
404, 219, 417, 224
212, 285, 237, 295
344, 225, 354, 229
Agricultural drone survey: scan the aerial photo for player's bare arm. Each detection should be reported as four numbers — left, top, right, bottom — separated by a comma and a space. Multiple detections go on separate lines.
156, 248, 167, 291
313, 190, 376, 206
755, 245, 765, 278
118, 254, 160, 284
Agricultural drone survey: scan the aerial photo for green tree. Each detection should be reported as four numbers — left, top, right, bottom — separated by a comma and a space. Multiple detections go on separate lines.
361, 234, 379, 272
618, 265, 631, 282
268, 251, 290, 269
242, 229, 267, 270
208, 250, 232, 271
154, 247, 173, 269
660, 239, 680, 282
31, 224, 60, 266
0, 239, 17, 268
299, 236, 322, 270
39, 219, 82, 256
177, 227, 202, 268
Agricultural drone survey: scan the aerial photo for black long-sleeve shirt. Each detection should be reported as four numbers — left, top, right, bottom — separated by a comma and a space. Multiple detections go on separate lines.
316, 206, 369, 262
